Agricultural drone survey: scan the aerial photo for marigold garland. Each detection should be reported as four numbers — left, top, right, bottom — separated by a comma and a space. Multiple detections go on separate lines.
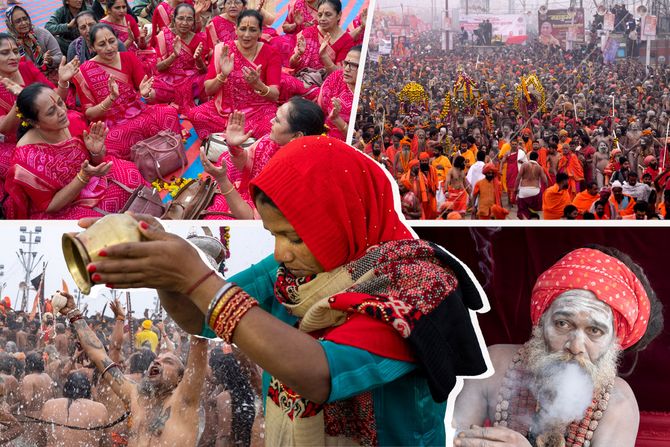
398, 82, 429, 103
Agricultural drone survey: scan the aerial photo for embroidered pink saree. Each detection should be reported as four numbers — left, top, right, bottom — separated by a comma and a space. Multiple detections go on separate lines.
153, 28, 207, 112
73, 52, 181, 159
318, 69, 352, 141
3, 137, 146, 219
187, 42, 279, 139
205, 134, 279, 219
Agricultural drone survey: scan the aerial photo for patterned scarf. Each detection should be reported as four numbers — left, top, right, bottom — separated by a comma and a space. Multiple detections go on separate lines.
267, 239, 459, 447
5, 6, 44, 67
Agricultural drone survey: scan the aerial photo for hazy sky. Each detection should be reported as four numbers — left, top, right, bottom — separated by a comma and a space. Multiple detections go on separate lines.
0, 221, 275, 316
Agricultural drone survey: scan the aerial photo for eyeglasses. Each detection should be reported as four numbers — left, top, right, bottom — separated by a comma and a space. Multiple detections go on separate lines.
342, 60, 359, 70
226, 0, 244, 5
175, 16, 195, 22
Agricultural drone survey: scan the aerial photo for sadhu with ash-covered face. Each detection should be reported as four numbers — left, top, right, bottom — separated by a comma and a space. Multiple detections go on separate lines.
454, 246, 663, 447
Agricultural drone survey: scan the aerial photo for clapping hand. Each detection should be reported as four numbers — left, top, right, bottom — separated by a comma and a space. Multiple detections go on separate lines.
83, 121, 109, 155
44, 50, 54, 66
108, 77, 120, 100
139, 75, 154, 98
194, 42, 204, 60
58, 56, 80, 83
219, 45, 234, 76
173, 35, 183, 57
225, 110, 253, 147
242, 64, 261, 87
81, 159, 113, 178
0, 77, 23, 96
295, 34, 306, 55
329, 97, 342, 120
199, 146, 229, 182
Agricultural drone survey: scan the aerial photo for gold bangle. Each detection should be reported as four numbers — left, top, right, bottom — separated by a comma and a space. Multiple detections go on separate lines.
100, 99, 111, 111
76, 172, 89, 184
216, 73, 226, 83
257, 85, 271, 97
58, 80, 70, 89
221, 184, 235, 195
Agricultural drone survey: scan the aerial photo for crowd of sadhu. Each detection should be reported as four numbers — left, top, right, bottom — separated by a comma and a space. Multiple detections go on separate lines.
0, 0, 364, 219
354, 28, 670, 220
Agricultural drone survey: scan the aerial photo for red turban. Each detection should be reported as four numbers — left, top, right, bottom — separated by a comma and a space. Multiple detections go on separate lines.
250, 136, 413, 272
482, 163, 498, 175
392, 127, 405, 137
419, 152, 430, 161
530, 248, 650, 349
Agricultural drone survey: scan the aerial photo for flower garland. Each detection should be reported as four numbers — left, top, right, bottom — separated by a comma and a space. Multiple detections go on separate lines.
452, 73, 481, 114
398, 82, 429, 103
440, 93, 451, 119
151, 175, 202, 195
514, 74, 547, 114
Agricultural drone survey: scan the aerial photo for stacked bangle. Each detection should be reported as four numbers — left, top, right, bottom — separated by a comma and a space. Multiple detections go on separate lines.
216, 73, 226, 83
76, 172, 89, 184
207, 283, 258, 343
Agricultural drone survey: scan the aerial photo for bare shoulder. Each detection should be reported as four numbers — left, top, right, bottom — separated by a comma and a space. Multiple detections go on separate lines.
488, 344, 521, 372
590, 376, 639, 447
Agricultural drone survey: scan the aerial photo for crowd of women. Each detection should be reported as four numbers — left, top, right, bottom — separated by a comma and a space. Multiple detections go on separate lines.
354, 29, 670, 220
0, 0, 364, 219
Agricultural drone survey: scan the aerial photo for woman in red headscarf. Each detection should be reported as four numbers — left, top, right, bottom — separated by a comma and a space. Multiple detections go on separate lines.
88, 136, 489, 446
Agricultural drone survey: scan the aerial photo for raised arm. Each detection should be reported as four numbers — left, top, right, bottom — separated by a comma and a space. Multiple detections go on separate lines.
175, 336, 208, 406
108, 298, 126, 364
57, 293, 135, 405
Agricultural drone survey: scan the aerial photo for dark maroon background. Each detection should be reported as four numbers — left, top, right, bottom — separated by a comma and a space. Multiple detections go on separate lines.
414, 226, 670, 413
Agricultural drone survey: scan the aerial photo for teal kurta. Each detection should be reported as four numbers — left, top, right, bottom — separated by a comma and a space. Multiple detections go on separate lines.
201, 254, 447, 446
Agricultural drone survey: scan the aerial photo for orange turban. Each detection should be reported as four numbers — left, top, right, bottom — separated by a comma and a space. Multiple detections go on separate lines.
419, 152, 430, 161
530, 248, 650, 349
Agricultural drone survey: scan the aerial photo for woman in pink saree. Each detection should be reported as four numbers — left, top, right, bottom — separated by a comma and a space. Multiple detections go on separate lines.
188, 10, 280, 139
3, 83, 146, 219
205, 0, 243, 51
317, 45, 359, 141
288, 0, 353, 78
72, 23, 181, 159
0, 33, 86, 192
200, 97, 325, 219
153, 3, 207, 112
100, 0, 157, 74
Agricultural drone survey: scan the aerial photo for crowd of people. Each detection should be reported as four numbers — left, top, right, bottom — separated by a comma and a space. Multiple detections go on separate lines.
353, 27, 670, 220
0, 0, 365, 219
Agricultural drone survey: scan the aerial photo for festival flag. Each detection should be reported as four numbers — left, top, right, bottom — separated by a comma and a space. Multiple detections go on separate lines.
28, 289, 41, 321
61, 279, 69, 294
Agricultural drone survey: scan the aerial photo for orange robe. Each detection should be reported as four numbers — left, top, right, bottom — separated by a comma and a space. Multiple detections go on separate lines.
542, 184, 572, 220
609, 194, 635, 218
558, 153, 584, 197
473, 178, 502, 218
572, 191, 599, 216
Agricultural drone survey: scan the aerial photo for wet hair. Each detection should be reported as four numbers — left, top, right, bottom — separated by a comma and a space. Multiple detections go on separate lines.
584, 244, 663, 353
317, 0, 342, 14
88, 23, 117, 47
74, 10, 97, 29
236, 9, 263, 27
24, 351, 44, 374
209, 347, 255, 446
619, 156, 628, 165
63, 371, 92, 400
0, 32, 17, 47
128, 347, 156, 374
15, 83, 52, 140
105, 0, 127, 12
0, 353, 13, 374
453, 155, 466, 170
286, 97, 325, 136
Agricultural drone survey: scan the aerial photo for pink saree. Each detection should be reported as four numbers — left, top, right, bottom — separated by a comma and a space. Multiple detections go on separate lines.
3, 137, 146, 219
318, 69, 352, 141
73, 52, 181, 159
293, 25, 354, 72
101, 15, 158, 75
0, 62, 87, 145
205, 15, 237, 51
205, 134, 279, 219
153, 28, 207, 112
187, 42, 279, 139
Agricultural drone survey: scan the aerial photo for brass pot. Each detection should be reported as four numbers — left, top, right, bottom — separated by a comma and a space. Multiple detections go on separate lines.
62, 214, 142, 294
